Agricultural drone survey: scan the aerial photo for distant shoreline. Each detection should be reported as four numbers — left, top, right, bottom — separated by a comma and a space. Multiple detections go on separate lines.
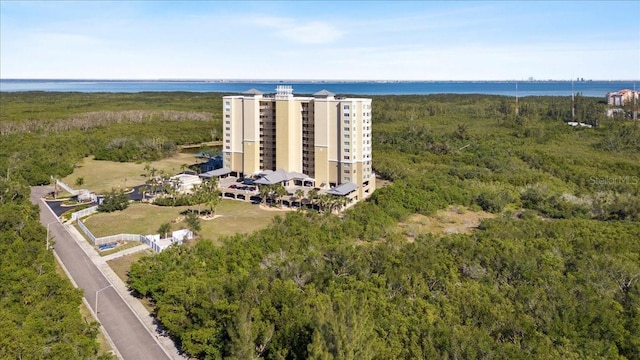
2, 78, 638, 82
1, 79, 636, 97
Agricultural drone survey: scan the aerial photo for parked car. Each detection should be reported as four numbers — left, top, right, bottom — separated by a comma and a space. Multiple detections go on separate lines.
243, 178, 255, 185
229, 184, 237, 189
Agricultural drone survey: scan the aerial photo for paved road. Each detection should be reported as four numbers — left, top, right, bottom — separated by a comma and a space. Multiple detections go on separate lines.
31, 186, 172, 360
46, 199, 97, 217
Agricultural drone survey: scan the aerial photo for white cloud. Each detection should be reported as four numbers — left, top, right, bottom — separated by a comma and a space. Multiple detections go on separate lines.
252, 16, 343, 44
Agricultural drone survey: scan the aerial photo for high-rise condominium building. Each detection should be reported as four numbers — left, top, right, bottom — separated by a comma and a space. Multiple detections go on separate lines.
223, 86, 375, 202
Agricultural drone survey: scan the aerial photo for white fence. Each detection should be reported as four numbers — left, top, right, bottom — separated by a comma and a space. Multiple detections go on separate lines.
56, 179, 79, 195
94, 233, 144, 247
77, 218, 96, 244
71, 205, 99, 221
77, 218, 148, 247
71, 203, 186, 253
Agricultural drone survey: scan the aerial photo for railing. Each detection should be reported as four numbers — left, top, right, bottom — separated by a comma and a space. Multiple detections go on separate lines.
77, 218, 155, 247
77, 218, 97, 244
56, 179, 79, 195
71, 205, 99, 221
71, 205, 184, 252
94, 233, 143, 246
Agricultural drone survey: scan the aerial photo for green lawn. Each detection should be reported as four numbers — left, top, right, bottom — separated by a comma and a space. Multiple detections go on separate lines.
61, 153, 204, 194
83, 200, 280, 241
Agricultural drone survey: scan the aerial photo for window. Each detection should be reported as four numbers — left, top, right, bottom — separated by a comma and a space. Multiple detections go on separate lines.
344, 149, 350, 153
344, 134, 350, 138
344, 170, 350, 174
225, 121, 230, 124
225, 127, 230, 130
344, 127, 350, 131
225, 146, 230, 149
225, 114, 230, 118
343, 113, 350, 117
344, 105, 350, 110
344, 141, 350, 146
225, 139, 230, 143
225, 101, 230, 106
344, 120, 350, 125
345, 177, 350, 182
344, 156, 350, 160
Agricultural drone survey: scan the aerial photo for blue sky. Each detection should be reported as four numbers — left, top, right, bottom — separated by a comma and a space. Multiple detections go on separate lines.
1, 1, 638, 80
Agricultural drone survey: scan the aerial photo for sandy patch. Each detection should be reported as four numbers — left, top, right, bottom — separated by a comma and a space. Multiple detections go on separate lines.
398, 205, 496, 241
258, 204, 297, 212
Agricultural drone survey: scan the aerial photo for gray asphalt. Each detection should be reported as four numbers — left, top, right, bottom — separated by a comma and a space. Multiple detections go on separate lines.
31, 186, 171, 360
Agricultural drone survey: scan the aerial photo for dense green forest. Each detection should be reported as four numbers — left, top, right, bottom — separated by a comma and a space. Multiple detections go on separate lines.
1, 91, 639, 359
0, 177, 108, 359
0, 92, 222, 184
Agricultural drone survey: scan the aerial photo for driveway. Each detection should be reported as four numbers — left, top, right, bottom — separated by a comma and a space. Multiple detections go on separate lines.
46, 199, 97, 217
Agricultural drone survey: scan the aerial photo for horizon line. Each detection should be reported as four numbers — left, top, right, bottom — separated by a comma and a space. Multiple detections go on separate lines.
2, 77, 639, 83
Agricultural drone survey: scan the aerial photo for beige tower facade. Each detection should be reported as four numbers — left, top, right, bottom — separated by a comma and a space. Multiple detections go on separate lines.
223, 86, 375, 202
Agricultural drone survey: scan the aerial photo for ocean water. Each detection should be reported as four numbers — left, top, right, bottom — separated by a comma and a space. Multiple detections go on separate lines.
0, 79, 637, 97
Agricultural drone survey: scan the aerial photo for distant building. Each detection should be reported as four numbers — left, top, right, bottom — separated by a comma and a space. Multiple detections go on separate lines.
222, 86, 375, 203
606, 89, 639, 106
146, 229, 193, 253
169, 174, 202, 193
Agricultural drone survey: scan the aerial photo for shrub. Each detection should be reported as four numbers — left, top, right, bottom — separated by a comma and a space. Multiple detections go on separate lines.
98, 188, 129, 212
473, 190, 514, 213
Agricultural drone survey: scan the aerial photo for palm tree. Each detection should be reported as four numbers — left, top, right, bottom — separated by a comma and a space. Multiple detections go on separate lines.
274, 183, 287, 207
295, 189, 305, 208
205, 191, 221, 216
307, 188, 319, 210
259, 184, 272, 205
138, 184, 149, 202
327, 195, 340, 214
158, 223, 171, 239
318, 194, 332, 213
185, 212, 201, 235
338, 196, 349, 210
191, 183, 205, 214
